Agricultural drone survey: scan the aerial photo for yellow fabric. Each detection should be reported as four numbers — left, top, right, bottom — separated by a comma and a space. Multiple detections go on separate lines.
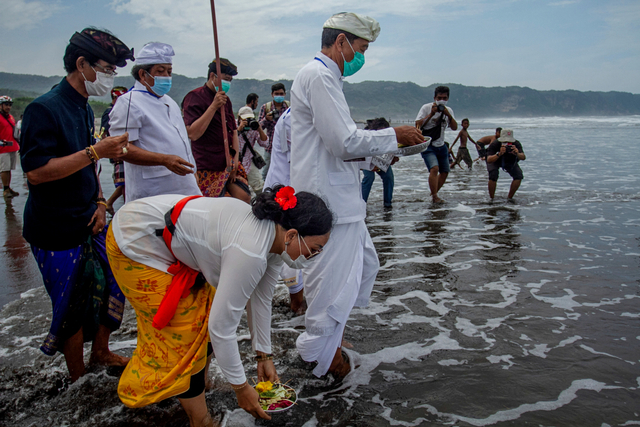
106, 228, 215, 408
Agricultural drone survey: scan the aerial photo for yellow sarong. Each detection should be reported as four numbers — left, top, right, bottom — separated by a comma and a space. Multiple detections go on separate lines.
106, 228, 215, 408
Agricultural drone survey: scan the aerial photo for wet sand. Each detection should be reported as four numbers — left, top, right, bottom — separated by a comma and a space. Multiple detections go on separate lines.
1, 117, 639, 426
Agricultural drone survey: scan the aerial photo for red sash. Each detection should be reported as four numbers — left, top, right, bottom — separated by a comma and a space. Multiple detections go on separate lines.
152, 195, 203, 330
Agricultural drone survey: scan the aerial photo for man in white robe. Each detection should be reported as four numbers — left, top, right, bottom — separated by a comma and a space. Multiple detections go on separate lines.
290, 12, 424, 378
109, 42, 200, 202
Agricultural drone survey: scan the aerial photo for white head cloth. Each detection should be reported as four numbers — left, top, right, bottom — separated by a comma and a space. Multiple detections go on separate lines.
136, 42, 175, 65
323, 12, 380, 42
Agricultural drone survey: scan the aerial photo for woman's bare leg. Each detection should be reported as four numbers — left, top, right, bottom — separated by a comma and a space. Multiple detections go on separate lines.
178, 391, 216, 427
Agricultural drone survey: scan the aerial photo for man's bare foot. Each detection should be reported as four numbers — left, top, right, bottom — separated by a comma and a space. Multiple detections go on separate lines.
290, 290, 307, 316
328, 351, 351, 381
432, 195, 444, 203
89, 350, 130, 367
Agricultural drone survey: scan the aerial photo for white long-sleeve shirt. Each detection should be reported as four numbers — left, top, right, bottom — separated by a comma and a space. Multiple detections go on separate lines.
109, 81, 201, 202
264, 107, 292, 189
290, 52, 398, 224
112, 194, 282, 384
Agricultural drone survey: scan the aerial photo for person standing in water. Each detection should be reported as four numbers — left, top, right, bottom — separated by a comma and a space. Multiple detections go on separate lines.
20, 27, 133, 381
449, 118, 479, 170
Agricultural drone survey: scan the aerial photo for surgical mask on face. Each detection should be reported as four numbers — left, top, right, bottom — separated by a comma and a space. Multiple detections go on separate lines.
145, 72, 172, 97
436, 100, 448, 106
82, 68, 115, 97
280, 234, 312, 269
215, 80, 231, 93
273, 95, 285, 104
341, 38, 365, 77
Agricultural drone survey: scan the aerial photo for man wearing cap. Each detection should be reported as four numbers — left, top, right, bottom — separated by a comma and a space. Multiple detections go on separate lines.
486, 129, 526, 200
0, 96, 20, 198
182, 58, 251, 203
289, 12, 424, 379
20, 28, 133, 382
237, 104, 268, 195
108, 42, 201, 203
101, 86, 128, 214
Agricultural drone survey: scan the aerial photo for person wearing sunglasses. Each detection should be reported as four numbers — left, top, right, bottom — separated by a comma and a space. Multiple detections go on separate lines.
19, 27, 133, 383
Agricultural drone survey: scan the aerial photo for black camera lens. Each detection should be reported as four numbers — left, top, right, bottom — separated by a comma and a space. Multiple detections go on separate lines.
437, 104, 445, 112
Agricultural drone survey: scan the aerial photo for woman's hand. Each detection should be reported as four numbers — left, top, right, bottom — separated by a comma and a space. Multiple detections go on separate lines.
257, 360, 279, 383
235, 383, 271, 420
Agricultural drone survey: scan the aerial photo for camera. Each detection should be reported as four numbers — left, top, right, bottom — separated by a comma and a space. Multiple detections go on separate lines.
243, 117, 259, 131
502, 142, 513, 153
436, 103, 446, 113
269, 109, 280, 121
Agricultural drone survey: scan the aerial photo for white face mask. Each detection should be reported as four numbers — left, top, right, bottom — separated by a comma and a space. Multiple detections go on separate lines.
281, 234, 312, 269
82, 68, 115, 97
436, 100, 448, 106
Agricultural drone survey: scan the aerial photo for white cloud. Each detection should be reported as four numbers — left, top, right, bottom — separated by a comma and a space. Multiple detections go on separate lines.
109, 0, 496, 79
548, 0, 580, 6
0, 0, 62, 31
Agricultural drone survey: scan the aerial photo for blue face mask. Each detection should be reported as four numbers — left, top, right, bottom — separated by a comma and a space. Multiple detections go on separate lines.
145, 72, 172, 97
341, 38, 365, 77
273, 95, 285, 104
215, 80, 231, 93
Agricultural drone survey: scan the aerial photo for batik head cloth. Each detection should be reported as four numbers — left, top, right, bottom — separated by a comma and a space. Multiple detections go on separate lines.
69, 28, 134, 67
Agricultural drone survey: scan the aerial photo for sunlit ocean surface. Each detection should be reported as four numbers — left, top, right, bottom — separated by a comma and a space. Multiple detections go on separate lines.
1, 116, 639, 426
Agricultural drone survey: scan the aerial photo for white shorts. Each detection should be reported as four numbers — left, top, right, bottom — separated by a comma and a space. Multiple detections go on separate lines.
0, 151, 18, 172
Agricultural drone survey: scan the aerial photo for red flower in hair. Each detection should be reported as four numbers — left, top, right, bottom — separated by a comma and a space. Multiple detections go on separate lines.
275, 186, 297, 210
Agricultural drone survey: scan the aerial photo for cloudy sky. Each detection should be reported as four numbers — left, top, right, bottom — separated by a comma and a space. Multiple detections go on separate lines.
2, 0, 639, 93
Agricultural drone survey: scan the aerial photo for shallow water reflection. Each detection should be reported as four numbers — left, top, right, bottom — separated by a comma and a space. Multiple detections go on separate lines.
1, 118, 640, 426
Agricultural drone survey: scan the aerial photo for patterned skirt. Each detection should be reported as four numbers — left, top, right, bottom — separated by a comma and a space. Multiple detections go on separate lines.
106, 228, 215, 408
196, 164, 250, 198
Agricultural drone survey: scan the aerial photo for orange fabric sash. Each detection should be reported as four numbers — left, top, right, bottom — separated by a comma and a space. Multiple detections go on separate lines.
152, 195, 202, 329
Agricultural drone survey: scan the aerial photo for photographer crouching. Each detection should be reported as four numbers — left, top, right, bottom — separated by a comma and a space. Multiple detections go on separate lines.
237, 103, 269, 196
486, 129, 526, 200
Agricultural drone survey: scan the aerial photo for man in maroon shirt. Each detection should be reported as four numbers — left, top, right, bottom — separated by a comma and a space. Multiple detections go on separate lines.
182, 59, 251, 203
0, 96, 20, 198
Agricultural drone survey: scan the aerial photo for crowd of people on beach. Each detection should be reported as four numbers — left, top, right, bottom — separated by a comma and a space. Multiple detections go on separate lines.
0, 11, 526, 427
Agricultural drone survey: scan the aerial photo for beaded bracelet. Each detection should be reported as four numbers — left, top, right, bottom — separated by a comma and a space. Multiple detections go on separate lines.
97, 197, 107, 203
85, 147, 97, 164
255, 354, 273, 362
230, 382, 247, 391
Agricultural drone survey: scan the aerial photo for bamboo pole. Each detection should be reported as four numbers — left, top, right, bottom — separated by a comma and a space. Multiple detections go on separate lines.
209, 0, 232, 171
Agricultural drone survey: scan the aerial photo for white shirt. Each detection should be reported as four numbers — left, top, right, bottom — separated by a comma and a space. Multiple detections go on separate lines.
109, 81, 201, 202
111, 194, 282, 385
264, 107, 292, 189
415, 102, 455, 147
290, 52, 398, 224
